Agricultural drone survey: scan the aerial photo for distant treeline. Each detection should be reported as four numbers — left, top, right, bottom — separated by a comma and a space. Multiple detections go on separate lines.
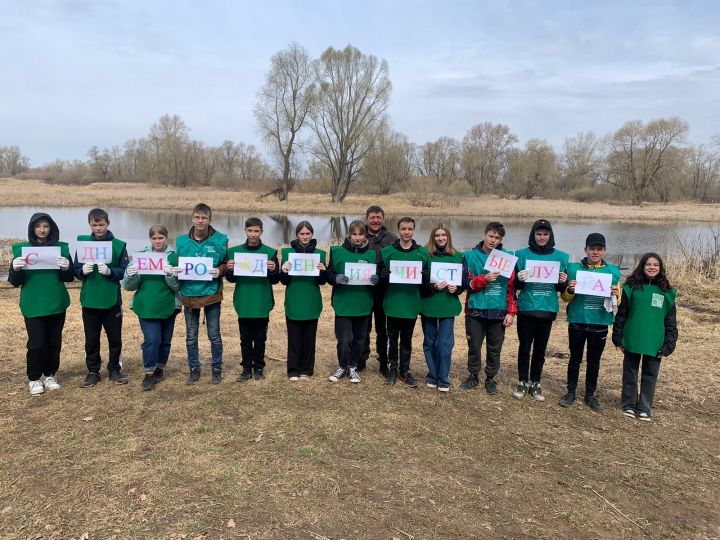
5, 44, 720, 205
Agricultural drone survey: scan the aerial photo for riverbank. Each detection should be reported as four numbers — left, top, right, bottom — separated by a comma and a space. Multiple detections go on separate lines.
0, 273, 718, 538
2, 178, 720, 222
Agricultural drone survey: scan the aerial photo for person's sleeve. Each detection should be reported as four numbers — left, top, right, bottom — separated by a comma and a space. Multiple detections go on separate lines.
611, 289, 629, 347
7, 264, 24, 287
326, 255, 339, 286
561, 288, 575, 303
659, 304, 678, 357
268, 252, 281, 285
164, 272, 180, 292
73, 250, 87, 281
279, 272, 291, 286
109, 246, 129, 282
315, 259, 328, 286
121, 270, 140, 291
506, 272, 518, 315
216, 243, 228, 278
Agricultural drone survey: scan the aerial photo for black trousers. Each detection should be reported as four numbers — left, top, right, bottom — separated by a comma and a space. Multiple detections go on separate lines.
567, 324, 607, 397
621, 352, 662, 415
387, 316, 416, 375
516, 314, 554, 383
239, 317, 269, 372
24, 312, 66, 380
466, 316, 505, 379
360, 289, 388, 370
82, 305, 123, 373
286, 318, 318, 376
335, 316, 369, 369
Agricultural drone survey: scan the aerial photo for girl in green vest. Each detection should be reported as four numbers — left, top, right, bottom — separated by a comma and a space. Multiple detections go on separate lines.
279, 221, 327, 380
612, 253, 678, 421
122, 225, 180, 391
326, 220, 380, 383
420, 224, 464, 392
9, 213, 75, 395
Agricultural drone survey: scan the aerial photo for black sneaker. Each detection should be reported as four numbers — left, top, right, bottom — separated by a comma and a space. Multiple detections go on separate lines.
80, 371, 101, 388
109, 370, 129, 385
237, 370, 253, 382
211, 369, 223, 384
584, 395, 604, 413
460, 375, 479, 390
152, 367, 165, 382
399, 372, 418, 388
141, 374, 156, 391
186, 368, 201, 385
559, 392, 576, 407
254, 369, 265, 381
484, 377, 498, 395
385, 370, 398, 386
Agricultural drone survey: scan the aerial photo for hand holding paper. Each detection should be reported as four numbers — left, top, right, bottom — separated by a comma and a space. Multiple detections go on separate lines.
12, 257, 25, 270
517, 270, 529, 282
82, 262, 94, 275
97, 262, 111, 276
126, 265, 138, 277
281, 261, 292, 273
57, 257, 70, 270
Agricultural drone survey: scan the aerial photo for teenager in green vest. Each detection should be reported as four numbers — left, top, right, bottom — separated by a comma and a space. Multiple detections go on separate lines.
612, 253, 678, 421
559, 233, 621, 412
460, 222, 517, 395
9, 213, 74, 395
73, 208, 129, 388
326, 220, 381, 383
122, 225, 180, 391
226, 217, 279, 381
279, 221, 327, 380
420, 224, 464, 392
380, 216, 430, 387
513, 219, 569, 401
169, 203, 228, 385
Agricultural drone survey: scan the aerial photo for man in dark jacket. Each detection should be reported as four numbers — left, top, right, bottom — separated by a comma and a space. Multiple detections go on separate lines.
359, 205, 397, 375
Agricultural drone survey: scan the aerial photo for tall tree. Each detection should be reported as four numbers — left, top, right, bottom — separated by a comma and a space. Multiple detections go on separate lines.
254, 43, 315, 201
362, 124, 414, 195
308, 45, 392, 203
506, 139, 558, 199
558, 131, 604, 194
417, 136, 460, 185
603, 117, 688, 205
461, 122, 517, 195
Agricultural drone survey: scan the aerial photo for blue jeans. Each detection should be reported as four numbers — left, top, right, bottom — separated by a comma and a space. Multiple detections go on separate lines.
184, 303, 223, 371
138, 312, 178, 372
422, 316, 455, 387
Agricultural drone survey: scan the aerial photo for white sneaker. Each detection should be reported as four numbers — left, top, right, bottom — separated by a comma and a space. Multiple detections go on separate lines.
348, 368, 361, 383
637, 412, 652, 422
328, 368, 346, 382
622, 409, 636, 418
300, 374, 311, 380
289, 376, 300, 381
29, 380, 45, 395
44, 375, 61, 390
438, 386, 450, 393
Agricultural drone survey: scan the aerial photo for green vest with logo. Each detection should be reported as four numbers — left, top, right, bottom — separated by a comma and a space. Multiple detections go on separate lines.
77, 235, 126, 309
172, 231, 228, 298
381, 244, 429, 319
464, 248, 510, 311
622, 284, 676, 356
515, 248, 569, 313
227, 243, 276, 318
12, 242, 72, 318
329, 245, 378, 317
566, 262, 621, 326
420, 251, 464, 318
280, 247, 326, 321
128, 247, 178, 319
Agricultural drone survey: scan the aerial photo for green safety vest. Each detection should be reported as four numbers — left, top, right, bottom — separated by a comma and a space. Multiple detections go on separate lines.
381, 244, 429, 319
622, 284, 676, 356
329, 245, 378, 317
566, 262, 621, 326
227, 243, 277, 318
420, 251, 464, 318
515, 248, 569, 313
280, 247, 326, 320
77, 235, 126, 309
127, 247, 178, 319
172, 230, 228, 298
12, 241, 71, 318
464, 248, 510, 312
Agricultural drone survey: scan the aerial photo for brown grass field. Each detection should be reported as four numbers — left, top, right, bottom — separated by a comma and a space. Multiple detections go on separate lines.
0, 268, 719, 539
2, 178, 720, 222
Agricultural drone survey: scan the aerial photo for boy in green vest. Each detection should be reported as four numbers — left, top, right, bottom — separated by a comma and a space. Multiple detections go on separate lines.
168, 203, 228, 385
380, 216, 430, 387
226, 217, 280, 381
74, 208, 129, 388
559, 233, 621, 412
460, 222, 517, 394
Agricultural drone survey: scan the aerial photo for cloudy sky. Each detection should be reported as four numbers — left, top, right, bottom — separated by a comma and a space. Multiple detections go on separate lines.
2, 0, 719, 165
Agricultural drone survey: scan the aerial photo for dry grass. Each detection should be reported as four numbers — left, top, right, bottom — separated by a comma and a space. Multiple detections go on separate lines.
0, 274, 719, 539
3, 178, 720, 222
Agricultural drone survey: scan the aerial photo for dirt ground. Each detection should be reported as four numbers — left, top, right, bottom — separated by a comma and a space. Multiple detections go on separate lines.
0, 277, 719, 539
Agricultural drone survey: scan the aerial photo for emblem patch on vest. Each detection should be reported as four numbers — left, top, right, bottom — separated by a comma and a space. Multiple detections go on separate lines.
651, 293, 664, 308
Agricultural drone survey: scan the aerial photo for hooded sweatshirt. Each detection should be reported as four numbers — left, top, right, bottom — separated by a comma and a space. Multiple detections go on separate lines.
279, 239, 327, 320
514, 219, 569, 318
9, 213, 74, 317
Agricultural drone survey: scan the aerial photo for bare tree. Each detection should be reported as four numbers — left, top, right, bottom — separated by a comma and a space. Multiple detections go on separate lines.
87, 146, 114, 182
308, 45, 392, 203
461, 122, 517, 195
362, 124, 414, 194
255, 42, 315, 201
506, 139, 558, 199
0, 145, 30, 176
603, 117, 688, 205
688, 143, 720, 202
417, 136, 460, 185
558, 131, 604, 194
148, 114, 192, 186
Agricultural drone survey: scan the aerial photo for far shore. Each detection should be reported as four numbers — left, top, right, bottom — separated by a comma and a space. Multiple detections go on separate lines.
2, 178, 719, 223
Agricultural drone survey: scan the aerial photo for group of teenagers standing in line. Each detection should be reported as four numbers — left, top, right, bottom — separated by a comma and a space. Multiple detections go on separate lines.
9, 203, 678, 420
